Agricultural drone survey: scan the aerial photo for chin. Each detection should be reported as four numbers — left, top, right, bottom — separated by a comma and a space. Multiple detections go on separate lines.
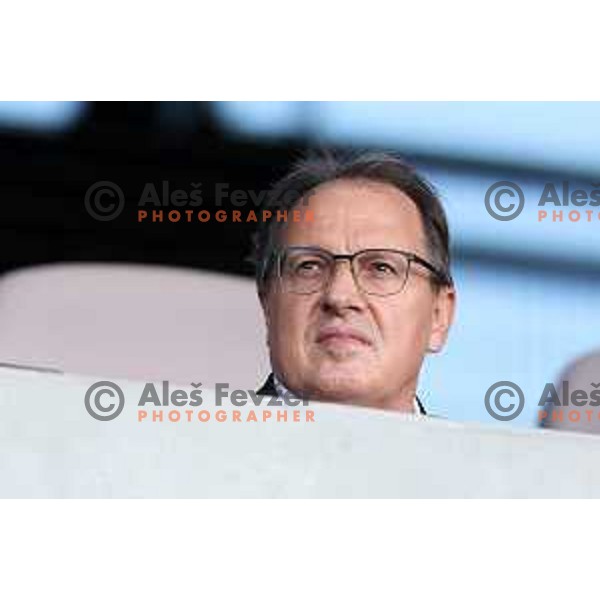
307, 366, 375, 403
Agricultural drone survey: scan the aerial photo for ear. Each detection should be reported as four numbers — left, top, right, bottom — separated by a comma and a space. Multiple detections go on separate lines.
427, 285, 456, 353
257, 283, 272, 331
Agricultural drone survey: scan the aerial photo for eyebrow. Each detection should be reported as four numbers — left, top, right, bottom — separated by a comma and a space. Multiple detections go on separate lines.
283, 245, 417, 254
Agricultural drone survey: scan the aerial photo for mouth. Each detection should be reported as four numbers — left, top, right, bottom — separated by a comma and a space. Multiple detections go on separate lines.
315, 327, 372, 347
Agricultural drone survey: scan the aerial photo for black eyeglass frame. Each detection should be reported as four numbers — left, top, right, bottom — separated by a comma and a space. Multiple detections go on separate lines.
274, 245, 453, 296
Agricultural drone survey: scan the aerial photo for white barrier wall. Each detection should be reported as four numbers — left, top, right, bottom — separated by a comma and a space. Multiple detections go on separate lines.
2, 366, 600, 498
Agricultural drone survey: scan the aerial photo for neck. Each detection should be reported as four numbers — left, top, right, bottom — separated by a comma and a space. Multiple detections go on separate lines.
273, 374, 421, 414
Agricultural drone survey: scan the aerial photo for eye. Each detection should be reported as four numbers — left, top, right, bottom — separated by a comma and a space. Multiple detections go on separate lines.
288, 256, 328, 277
297, 260, 322, 272
369, 260, 398, 276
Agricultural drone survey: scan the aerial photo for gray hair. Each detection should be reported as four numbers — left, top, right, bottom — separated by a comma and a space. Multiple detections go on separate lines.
249, 150, 452, 294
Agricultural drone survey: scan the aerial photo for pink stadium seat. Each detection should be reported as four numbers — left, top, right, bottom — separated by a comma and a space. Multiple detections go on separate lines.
0, 263, 269, 389
540, 352, 600, 434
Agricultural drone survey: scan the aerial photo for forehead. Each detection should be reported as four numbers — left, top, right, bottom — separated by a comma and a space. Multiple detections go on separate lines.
280, 177, 427, 253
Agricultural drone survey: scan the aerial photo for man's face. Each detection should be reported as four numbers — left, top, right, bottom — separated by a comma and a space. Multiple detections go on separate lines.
260, 178, 455, 411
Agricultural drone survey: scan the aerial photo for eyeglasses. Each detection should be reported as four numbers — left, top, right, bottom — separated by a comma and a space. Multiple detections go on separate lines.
275, 246, 451, 296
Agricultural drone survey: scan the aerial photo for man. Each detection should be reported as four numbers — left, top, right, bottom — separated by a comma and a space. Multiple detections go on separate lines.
252, 152, 456, 415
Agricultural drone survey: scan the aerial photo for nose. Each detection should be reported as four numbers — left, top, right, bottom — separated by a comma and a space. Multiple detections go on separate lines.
320, 259, 366, 314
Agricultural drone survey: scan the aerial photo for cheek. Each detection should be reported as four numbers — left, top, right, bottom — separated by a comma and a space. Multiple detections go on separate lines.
269, 296, 313, 357
375, 297, 434, 355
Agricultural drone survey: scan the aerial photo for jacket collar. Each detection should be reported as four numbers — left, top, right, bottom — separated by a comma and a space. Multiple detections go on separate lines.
256, 373, 427, 415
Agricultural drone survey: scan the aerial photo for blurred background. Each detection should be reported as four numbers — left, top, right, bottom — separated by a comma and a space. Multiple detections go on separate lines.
1, 101, 599, 428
